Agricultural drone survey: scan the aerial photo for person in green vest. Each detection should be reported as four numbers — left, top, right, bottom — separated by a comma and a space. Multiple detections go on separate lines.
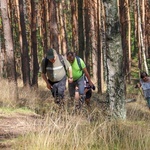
66, 51, 94, 109
75, 75, 95, 107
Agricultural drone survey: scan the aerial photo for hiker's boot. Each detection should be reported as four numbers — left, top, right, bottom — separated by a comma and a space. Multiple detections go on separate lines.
85, 99, 91, 107
75, 95, 85, 110
60, 98, 65, 107
54, 96, 60, 105
74, 100, 80, 110
56, 96, 65, 109
79, 95, 85, 107
67, 97, 74, 108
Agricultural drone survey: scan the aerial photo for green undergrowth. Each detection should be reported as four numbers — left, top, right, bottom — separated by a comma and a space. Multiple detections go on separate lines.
0, 107, 34, 115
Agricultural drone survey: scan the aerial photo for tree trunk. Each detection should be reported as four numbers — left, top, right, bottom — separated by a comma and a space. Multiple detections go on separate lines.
145, 0, 150, 56
84, 0, 91, 73
105, 0, 126, 119
57, 1, 68, 54
1, 0, 18, 101
31, 0, 39, 88
97, 0, 104, 94
71, 0, 78, 52
137, 0, 148, 74
127, 0, 131, 83
19, 0, 31, 87
49, 0, 59, 51
41, 0, 48, 55
78, 0, 84, 58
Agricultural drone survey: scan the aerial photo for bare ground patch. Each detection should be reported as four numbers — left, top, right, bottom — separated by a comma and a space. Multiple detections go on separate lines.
0, 112, 42, 149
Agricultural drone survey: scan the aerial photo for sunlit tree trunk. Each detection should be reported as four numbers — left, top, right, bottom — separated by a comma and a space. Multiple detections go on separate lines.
137, 0, 148, 74
84, 0, 97, 83
105, 0, 126, 119
49, 0, 59, 51
101, 2, 107, 93
91, 0, 97, 83
70, 0, 78, 52
1, 0, 18, 101
127, 0, 131, 83
57, 1, 68, 54
97, 0, 104, 94
145, 0, 150, 56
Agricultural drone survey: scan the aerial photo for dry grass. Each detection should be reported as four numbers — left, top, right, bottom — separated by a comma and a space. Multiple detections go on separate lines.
0, 78, 150, 150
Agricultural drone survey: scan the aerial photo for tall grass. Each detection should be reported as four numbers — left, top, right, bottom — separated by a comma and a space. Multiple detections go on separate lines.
0, 78, 150, 150
12, 109, 150, 150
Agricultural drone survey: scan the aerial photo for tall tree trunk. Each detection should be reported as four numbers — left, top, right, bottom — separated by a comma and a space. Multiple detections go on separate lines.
71, 0, 78, 52
57, 1, 68, 54
91, 0, 97, 82
49, 0, 59, 51
137, 0, 148, 73
119, 0, 128, 84
41, 0, 48, 55
101, 2, 107, 93
78, 0, 84, 58
0, 17, 5, 77
1, 0, 18, 101
19, 0, 31, 87
127, 0, 131, 83
84, 0, 91, 73
97, 0, 104, 94
15, 0, 23, 78
145, 0, 150, 56
31, 0, 39, 88
105, 0, 126, 119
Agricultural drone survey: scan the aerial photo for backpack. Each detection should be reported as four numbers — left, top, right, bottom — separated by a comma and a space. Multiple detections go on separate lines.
75, 56, 82, 71
45, 54, 67, 73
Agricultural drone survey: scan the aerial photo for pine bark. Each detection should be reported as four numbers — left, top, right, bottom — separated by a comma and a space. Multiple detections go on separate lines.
78, 0, 84, 58
1, 0, 18, 101
19, 0, 31, 87
31, 0, 39, 87
49, 0, 59, 51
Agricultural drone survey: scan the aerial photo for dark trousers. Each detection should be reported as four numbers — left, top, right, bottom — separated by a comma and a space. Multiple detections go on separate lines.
48, 76, 66, 99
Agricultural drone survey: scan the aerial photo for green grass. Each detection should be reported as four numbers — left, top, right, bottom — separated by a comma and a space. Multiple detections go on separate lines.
0, 107, 33, 114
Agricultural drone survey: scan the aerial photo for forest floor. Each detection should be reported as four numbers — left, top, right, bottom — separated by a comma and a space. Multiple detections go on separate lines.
0, 92, 109, 149
0, 84, 149, 149
0, 111, 42, 150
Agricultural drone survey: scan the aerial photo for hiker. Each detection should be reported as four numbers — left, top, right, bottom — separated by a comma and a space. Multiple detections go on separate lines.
66, 51, 94, 109
135, 72, 150, 110
75, 75, 95, 107
41, 48, 73, 106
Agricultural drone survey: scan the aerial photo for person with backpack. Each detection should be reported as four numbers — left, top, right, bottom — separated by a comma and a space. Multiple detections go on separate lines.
135, 71, 150, 110
66, 51, 94, 109
41, 48, 73, 107
75, 75, 95, 107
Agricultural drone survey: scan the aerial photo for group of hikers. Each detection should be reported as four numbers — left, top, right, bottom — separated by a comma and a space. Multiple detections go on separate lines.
41, 48, 95, 109
41, 48, 150, 110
